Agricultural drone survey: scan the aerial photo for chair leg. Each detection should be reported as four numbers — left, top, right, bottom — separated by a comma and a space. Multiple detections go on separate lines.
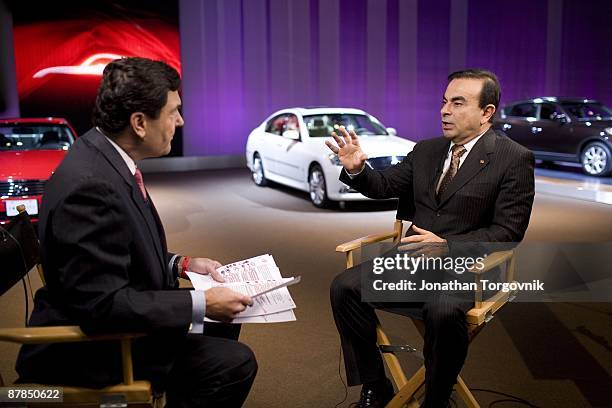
386, 365, 425, 408
455, 375, 480, 408
377, 325, 409, 389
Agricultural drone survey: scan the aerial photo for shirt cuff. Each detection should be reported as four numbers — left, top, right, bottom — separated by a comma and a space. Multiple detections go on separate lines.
188, 290, 206, 334
344, 165, 365, 179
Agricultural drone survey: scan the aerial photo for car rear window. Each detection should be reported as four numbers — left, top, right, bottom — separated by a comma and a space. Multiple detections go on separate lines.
560, 103, 612, 120
0, 125, 74, 151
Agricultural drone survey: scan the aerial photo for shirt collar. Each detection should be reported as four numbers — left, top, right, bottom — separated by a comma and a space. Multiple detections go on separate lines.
448, 129, 487, 156
96, 127, 137, 175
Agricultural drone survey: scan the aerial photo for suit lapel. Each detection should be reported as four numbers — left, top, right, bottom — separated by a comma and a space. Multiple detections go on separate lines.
437, 128, 496, 207
429, 139, 451, 206
148, 200, 174, 286
86, 130, 166, 271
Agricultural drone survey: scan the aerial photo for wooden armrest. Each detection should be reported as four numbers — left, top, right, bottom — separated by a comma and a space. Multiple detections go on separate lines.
469, 250, 514, 275
336, 231, 400, 253
0, 326, 145, 345
466, 288, 513, 325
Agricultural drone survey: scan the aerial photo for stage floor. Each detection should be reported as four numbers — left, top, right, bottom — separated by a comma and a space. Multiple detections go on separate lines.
1, 167, 610, 407
534, 161, 612, 205
151, 168, 612, 408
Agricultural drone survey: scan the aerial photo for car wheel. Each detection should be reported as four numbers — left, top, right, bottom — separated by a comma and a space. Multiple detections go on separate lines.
309, 164, 331, 208
252, 153, 268, 186
581, 142, 612, 176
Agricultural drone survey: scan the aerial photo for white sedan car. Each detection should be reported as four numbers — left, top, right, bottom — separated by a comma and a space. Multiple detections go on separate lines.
245, 107, 416, 207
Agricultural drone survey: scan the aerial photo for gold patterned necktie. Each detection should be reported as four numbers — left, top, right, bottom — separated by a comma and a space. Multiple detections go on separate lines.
436, 144, 467, 199
134, 168, 148, 201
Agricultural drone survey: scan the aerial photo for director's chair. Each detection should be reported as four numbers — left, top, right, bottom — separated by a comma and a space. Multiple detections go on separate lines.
336, 218, 517, 408
0, 205, 158, 407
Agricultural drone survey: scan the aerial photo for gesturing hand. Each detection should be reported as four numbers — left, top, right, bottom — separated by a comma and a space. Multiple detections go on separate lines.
204, 287, 253, 322
325, 126, 368, 173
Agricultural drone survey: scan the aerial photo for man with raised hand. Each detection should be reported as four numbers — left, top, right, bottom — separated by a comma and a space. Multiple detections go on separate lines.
326, 69, 534, 407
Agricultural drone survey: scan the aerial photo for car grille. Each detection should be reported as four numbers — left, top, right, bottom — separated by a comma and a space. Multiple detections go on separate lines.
0, 180, 46, 197
366, 156, 406, 171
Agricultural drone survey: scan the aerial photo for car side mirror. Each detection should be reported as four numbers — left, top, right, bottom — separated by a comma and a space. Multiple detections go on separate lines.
386, 127, 397, 136
282, 129, 300, 140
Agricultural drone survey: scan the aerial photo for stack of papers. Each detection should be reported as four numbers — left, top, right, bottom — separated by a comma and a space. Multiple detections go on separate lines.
186, 254, 299, 324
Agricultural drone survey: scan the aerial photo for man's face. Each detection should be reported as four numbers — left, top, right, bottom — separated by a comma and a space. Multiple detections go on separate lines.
144, 90, 184, 157
440, 78, 489, 144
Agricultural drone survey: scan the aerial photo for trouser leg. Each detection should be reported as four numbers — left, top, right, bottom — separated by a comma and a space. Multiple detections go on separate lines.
330, 265, 386, 386
421, 295, 470, 408
164, 333, 258, 408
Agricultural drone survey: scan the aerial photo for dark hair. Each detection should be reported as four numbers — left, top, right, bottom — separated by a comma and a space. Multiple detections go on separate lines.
92, 57, 181, 134
448, 69, 500, 123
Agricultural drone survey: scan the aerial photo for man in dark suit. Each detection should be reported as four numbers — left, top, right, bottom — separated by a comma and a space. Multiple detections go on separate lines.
326, 69, 535, 407
16, 57, 257, 407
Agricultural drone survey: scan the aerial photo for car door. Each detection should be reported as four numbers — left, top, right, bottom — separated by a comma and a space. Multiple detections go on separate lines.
274, 113, 306, 182
533, 103, 574, 155
498, 103, 538, 149
261, 114, 288, 174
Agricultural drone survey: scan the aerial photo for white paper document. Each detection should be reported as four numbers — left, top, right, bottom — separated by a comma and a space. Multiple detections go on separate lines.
185, 254, 299, 324
251, 276, 301, 298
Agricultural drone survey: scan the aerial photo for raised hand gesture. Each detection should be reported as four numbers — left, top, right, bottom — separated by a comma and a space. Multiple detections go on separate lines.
325, 126, 368, 174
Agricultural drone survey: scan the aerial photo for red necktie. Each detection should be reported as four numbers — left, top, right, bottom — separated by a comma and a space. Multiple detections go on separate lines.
134, 168, 148, 201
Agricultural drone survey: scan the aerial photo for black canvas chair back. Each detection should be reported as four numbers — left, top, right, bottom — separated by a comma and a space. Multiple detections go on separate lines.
0, 209, 40, 296
395, 191, 415, 224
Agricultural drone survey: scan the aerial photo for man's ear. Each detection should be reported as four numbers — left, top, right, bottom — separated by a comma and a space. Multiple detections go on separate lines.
130, 112, 146, 140
482, 104, 496, 124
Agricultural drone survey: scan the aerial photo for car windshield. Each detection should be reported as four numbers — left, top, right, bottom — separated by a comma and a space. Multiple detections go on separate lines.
560, 102, 612, 120
303, 114, 388, 137
0, 125, 74, 151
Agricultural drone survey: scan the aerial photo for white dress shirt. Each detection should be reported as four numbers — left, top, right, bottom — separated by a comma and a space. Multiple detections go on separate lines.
439, 131, 485, 174
435, 131, 486, 191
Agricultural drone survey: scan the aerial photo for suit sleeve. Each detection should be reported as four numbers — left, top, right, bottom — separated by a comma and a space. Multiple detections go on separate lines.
445, 149, 535, 243
339, 147, 416, 199
50, 178, 192, 334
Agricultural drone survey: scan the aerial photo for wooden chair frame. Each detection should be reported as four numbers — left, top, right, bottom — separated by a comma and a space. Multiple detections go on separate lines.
0, 206, 157, 407
336, 220, 517, 408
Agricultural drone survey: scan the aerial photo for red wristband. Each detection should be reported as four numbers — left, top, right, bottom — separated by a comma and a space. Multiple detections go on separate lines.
180, 256, 191, 279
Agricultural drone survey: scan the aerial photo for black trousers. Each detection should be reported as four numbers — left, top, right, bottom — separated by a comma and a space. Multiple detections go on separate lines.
330, 264, 471, 408
162, 323, 257, 408
17, 323, 256, 408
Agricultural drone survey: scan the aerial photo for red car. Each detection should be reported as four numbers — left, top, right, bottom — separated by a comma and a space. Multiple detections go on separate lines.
0, 118, 77, 224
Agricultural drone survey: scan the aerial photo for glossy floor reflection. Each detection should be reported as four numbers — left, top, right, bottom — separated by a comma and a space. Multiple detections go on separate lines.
535, 162, 612, 205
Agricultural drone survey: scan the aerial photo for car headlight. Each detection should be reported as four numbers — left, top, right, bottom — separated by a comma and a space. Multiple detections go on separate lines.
605, 127, 612, 136
328, 153, 342, 166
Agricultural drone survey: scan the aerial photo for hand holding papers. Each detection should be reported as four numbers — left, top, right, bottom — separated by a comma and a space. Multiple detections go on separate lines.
186, 254, 299, 324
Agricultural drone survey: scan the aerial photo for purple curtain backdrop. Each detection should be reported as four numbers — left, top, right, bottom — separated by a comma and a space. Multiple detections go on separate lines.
179, 0, 612, 157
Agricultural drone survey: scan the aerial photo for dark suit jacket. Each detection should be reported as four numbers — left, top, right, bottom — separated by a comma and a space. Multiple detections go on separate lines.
340, 128, 535, 243
16, 128, 192, 388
